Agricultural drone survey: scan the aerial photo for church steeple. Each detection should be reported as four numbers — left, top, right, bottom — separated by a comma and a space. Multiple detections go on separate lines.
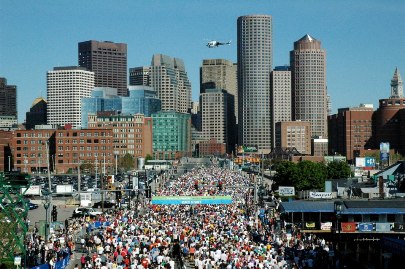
390, 67, 403, 98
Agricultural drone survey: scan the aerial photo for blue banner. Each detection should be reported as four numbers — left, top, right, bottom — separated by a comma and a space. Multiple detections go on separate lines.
54, 254, 70, 269
358, 223, 373, 232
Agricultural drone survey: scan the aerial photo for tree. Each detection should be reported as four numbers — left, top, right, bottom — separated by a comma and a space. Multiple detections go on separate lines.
327, 160, 352, 179
273, 161, 298, 188
294, 161, 327, 190
118, 154, 135, 172
145, 154, 153, 163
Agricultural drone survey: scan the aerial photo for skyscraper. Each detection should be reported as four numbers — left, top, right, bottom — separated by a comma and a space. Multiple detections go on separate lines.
237, 15, 273, 153
290, 34, 328, 138
0, 78, 17, 118
78, 40, 127, 96
150, 54, 191, 113
200, 89, 236, 154
47, 66, 94, 128
270, 66, 292, 148
200, 59, 238, 123
129, 66, 150, 86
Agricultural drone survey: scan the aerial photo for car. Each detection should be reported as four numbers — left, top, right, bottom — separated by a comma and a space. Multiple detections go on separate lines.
28, 202, 39, 210
72, 207, 103, 218
93, 201, 116, 209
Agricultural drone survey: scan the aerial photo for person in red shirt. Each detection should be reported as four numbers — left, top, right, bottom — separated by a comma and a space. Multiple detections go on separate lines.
141, 257, 149, 269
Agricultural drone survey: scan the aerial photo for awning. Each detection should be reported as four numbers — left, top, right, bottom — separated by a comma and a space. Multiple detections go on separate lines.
341, 208, 405, 214
279, 201, 335, 213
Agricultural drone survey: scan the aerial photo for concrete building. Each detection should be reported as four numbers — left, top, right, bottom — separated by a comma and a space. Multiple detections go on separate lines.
237, 15, 273, 153
150, 54, 192, 113
78, 40, 127, 96
0, 78, 17, 127
291, 34, 328, 138
200, 59, 238, 123
275, 121, 311, 155
87, 112, 153, 162
200, 89, 236, 154
271, 66, 292, 149
47, 66, 94, 129
129, 66, 150, 86
152, 111, 191, 160
25, 97, 47, 130
312, 137, 329, 156
0, 78, 17, 117
328, 104, 374, 163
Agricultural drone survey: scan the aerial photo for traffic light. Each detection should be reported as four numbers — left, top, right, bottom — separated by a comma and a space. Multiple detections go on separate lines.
52, 206, 57, 222
145, 186, 152, 199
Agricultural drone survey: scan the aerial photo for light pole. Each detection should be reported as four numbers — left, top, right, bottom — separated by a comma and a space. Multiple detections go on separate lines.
45, 141, 52, 227
95, 156, 98, 188
43, 195, 50, 241
334, 201, 343, 250
8, 155, 11, 171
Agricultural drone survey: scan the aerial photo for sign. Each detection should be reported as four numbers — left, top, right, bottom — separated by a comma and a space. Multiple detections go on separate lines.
151, 195, 232, 205
341, 222, 357, 232
309, 192, 333, 199
358, 223, 374, 232
278, 186, 295, 196
380, 142, 390, 162
238, 145, 258, 153
376, 223, 391, 232
321, 222, 333, 231
356, 157, 376, 168
393, 222, 405, 232
304, 222, 317, 230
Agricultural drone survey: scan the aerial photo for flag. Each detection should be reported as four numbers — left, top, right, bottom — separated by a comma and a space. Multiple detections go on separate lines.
341, 222, 356, 232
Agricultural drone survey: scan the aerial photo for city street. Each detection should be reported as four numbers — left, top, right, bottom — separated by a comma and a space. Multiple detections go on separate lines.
27, 198, 76, 228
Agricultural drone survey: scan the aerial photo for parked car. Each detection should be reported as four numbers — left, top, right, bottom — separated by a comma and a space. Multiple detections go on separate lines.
93, 201, 116, 209
72, 207, 102, 218
28, 202, 39, 210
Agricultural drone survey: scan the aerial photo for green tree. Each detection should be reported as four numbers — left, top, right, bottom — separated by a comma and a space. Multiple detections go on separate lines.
118, 154, 135, 172
294, 161, 327, 190
327, 160, 352, 179
145, 154, 153, 163
273, 161, 298, 187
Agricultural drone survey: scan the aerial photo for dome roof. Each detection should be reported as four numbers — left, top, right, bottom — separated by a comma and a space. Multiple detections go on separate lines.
31, 97, 46, 108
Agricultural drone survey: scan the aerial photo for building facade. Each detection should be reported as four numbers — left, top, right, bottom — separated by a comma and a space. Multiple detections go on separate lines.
373, 68, 405, 156
25, 97, 47, 130
87, 113, 153, 162
237, 15, 273, 153
0, 78, 17, 127
271, 66, 292, 149
54, 129, 114, 174
150, 54, 191, 113
129, 66, 150, 86
328, 104, 374, 162
47, 66, 94, 128
275, 121, 311, 155
11, 128, 56, 173
199, 138, 226, 157
200, 89, 236, 154
78, 40, 127, 96
122, 86, 161, 116
81, 88, 122, 128
152, 111, 191, 160
290, 34, 328, 138
200, 59, 238, 123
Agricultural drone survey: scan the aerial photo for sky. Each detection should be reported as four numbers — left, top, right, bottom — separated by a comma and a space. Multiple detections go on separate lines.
1, 0, 404, 123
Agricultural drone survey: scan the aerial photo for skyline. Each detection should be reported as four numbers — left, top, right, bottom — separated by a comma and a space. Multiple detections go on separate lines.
1, 0, 404, 122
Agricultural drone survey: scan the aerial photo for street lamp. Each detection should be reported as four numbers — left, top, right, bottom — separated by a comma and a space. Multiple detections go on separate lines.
334, 201, 343, 250
42, 194, 51, 241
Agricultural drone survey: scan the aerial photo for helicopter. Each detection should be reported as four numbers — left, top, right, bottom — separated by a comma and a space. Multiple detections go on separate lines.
206, 40, 231, 48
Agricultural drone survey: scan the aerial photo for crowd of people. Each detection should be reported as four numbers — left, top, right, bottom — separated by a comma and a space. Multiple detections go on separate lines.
25, 166, 333, 269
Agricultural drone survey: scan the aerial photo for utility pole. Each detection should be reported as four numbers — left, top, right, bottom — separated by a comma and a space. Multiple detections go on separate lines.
95, 156, 98, 188
46, 141, 52, 240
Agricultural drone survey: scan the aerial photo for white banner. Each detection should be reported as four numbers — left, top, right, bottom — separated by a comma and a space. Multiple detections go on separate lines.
321, 222, 333, 230
309, 192, 333, 199
279, 186, 295, 196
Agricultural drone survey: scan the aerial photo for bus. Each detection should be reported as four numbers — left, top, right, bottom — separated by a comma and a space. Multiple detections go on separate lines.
144, 160, 172, 171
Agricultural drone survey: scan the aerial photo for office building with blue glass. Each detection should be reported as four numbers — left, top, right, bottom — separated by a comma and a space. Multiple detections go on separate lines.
81, 86, 161, 128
